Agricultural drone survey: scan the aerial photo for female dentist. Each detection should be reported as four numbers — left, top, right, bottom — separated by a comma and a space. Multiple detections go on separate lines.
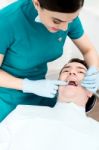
0, 0, 99, 122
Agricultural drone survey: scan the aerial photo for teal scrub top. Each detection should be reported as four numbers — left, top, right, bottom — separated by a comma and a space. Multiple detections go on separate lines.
0, 0, 84, 121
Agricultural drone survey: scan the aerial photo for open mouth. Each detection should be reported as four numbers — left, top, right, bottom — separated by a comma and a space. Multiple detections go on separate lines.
68, 81, 78, 87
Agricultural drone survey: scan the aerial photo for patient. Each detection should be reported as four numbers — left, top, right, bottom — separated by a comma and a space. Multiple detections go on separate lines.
0, 58, 99, 150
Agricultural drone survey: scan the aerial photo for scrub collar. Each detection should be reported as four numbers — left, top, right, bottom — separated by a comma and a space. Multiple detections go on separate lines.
35, 15, 42, 23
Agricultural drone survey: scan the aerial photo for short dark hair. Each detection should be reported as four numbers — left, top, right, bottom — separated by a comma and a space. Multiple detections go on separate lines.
38, 0, 84, 13
68, 58, 88, 68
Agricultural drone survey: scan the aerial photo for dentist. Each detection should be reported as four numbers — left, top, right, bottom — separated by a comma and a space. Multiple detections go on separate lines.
0, 0, 99, 121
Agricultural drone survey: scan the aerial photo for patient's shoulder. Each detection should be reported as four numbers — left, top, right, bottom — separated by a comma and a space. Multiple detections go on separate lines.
86, 117, 99, 136
12, 105, 54, 119
16, 105, 53, 112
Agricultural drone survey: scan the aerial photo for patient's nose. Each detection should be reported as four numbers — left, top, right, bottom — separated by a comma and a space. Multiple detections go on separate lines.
69, 71, 76, 75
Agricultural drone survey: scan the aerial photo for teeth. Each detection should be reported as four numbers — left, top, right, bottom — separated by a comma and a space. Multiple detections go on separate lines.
75, 81, 78, 86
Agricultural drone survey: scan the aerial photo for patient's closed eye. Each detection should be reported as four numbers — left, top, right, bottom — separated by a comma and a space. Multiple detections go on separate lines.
62, 70, 69, 73
78, 71, 85, 74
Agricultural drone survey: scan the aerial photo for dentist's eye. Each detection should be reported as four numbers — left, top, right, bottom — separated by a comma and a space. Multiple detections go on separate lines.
53, 20, 60, 24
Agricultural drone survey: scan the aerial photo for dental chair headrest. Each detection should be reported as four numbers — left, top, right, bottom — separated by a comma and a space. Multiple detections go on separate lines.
86, 95, 97, 112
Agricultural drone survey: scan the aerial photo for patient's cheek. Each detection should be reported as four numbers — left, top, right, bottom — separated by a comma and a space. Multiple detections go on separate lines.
76, 87, 88, 98
58, 86, 65, 93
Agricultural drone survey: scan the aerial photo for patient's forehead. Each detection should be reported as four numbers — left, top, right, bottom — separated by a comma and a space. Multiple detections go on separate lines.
61, 62, 87, 72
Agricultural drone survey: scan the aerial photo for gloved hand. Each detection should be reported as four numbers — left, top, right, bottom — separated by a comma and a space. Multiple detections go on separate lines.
81, 66, 99, 94
22, 79, 66, 98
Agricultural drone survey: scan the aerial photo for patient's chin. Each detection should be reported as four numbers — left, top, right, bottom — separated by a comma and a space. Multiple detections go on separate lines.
59, 86, 82, 98
64, 91, 77, 98
59, 86, 88, 101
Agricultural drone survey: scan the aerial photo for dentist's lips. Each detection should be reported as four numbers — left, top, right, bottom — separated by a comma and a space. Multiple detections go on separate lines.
50, 27, 59, 31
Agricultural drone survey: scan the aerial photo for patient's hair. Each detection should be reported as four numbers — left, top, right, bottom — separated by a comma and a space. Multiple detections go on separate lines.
68, 58, 88, 68
38, 0, 84, 13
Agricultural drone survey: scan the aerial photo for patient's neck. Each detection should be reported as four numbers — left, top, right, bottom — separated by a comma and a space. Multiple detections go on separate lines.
58, 93, 87, 108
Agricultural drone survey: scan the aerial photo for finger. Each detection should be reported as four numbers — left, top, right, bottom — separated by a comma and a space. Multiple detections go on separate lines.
81, 79, 95, 84
86, 67, 97, 75
83, 76, 96, 81
81, 84, 95, 91
53, 85, 58, 90
81, 84, 97, 93
53, 80, 67, 86
51, 90, 57, 95
81, 81, 95, 85
45, 93, 55, 98
49, 94, 56, 98
81, 83, 96, 88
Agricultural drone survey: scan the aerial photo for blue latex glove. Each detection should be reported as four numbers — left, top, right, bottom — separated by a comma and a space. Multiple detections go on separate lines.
81, 67, 99, 94
22, 79, 66, 98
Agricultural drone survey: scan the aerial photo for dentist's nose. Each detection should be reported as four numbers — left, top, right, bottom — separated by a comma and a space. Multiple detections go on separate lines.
59, 22, 68, 31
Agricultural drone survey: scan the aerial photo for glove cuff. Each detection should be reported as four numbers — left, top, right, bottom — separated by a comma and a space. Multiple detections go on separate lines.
22, 78, 32, 93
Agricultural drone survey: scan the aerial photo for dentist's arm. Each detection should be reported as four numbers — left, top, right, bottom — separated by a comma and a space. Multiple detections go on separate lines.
73, 34, 99, 68
73, 34, 99, 95
0, 54, 66, 98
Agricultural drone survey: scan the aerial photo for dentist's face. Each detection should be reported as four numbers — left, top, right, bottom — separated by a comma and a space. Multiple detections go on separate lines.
59, 62, 92, 102
33, 0, 80, 32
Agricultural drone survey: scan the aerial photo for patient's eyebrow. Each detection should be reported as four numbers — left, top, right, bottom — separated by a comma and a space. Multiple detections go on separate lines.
62, 65, 87, 72
76, 66, 87, 71
61, 66, 71, 72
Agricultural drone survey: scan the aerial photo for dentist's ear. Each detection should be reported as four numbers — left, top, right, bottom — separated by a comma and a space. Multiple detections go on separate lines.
33, 0, 40, 10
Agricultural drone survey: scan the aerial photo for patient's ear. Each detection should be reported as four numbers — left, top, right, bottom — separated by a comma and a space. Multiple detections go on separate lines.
87, 91, 93, 98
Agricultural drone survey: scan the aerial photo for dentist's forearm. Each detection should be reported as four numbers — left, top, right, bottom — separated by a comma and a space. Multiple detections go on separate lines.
0, 69, 23, 90
73, 34, 99, 68
83, 48, 99, 68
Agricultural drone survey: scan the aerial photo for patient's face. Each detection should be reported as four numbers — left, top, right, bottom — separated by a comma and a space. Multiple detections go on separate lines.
58, 62, 92, 104
60, 62, 87, 83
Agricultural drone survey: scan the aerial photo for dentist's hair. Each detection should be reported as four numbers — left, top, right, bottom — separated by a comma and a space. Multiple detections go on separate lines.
38, 0, 84, 13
